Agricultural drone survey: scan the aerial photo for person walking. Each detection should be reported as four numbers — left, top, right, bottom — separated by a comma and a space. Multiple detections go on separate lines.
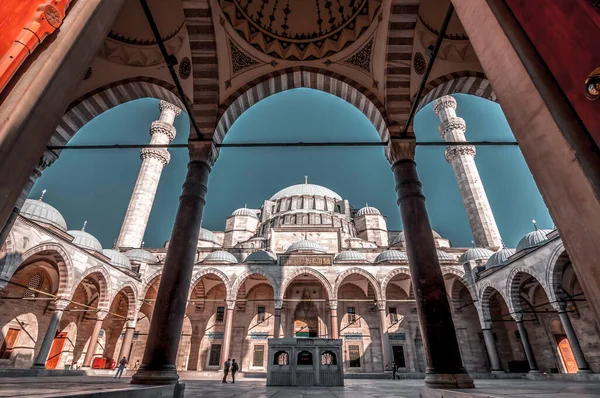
222, 358, 231, 383
392, 360, 398, 380
231, 359, 239, 383
114, 357, 127, 378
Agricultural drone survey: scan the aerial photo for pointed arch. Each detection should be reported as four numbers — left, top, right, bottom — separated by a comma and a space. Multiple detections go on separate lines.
188, 268, 231, 301
381, 267, 411, 301
229, 268, 280, 302
18, 243, 75, 300
142, 270, 163, 299
71, 266, 112, 313
111, 281, 139, 321
478, 283, 510, 327
506, 267, 548, 316
280, 267, 333, 300
333, 267, 382, 301
546, 243, 570, 304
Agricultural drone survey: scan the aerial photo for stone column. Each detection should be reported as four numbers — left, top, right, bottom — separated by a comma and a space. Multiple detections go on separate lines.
273, 300, 282, 339
31, 299, 68, 369
388, 140, 474, 389
82, 311, 106, 368
482, 328, 503, 372
131, 149, 212, 385
515, 318, 539, 373
433, 96, 501, 250
119, 318, 137, 362
378, 302, 390, 371
329, 301, 339, 339
116, 101, 181, 249
557, 306, 592, 373
221, 301, 235, 364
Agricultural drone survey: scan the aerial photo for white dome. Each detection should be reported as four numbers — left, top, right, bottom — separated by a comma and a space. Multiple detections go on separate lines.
486, 247, 516, 269
199, 228, 220, 244
437, 250, 455, 261
232, 207, 259, 219
335, 250, 368, 263
375, 250, 408, 263
203, 250, 238, 264
270, 183, 342, 201
356, 205, 381, 217
68, 230, 102, 252
516, 229, 552, 252
126, 249, 158, 264
286, 240, 326, 253
102, 249, 132, 269
21, 199, 67, 231
245, 250, 277, 263
458, 248, 494, 263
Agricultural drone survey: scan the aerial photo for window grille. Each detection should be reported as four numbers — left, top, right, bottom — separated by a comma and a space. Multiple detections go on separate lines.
23, 273, 42, 298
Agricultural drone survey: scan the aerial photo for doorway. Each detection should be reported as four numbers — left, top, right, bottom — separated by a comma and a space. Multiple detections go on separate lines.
46, 332, 67, 369
555, 334, 578, 373
392, 345, 406, 368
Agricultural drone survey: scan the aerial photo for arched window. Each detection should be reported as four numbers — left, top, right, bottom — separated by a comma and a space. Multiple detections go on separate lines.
273, 350, 289, 365
23, 273, 42, 298
302, 215, 308, 225
297, 350, 313, 365
321, 351, 337, 365
315, 215, 321, 224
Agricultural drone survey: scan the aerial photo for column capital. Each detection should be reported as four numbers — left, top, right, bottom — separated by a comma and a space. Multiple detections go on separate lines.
188, 141, 218, 165
433, 95, 457, 116
54, 298, 70, 311
141, 147, 170, 166
444, 145, 476, 163
96, 310, 108, 321
376, 301, 386, 311
150, 120, 177, 141
386, 139, 416, 164
512, 313, 524, 322
438, 117, 466, 139
328, 300, 338, 311
274, 299, 283, 310
159, 100, 182, 117
226, 300, 236, 310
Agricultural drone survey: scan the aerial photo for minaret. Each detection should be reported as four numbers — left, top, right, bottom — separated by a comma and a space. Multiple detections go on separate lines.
116, 100, 181, 248
433, 95, 502, 249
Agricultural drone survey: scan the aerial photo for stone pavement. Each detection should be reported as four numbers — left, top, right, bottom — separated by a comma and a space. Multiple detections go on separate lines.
0, 375, 599, 397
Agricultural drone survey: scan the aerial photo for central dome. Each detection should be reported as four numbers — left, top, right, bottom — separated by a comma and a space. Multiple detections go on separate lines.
270, 183, 342, 201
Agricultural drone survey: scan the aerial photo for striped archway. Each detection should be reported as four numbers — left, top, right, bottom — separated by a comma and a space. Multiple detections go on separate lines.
71, 266, 113, 314
381, 267, 412, 301
17, 243, 75, 300
333, 267, 382, 302
415, 71, 496, 114
111, 282, 139, 322
280, 267, 334, 301
52, 78, 187, 153
215, 67, 391, 146
506, 267, 549, 316
229, 268, 280, 302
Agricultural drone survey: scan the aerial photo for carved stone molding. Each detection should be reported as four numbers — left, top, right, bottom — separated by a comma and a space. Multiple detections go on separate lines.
159, 101, 182, 117
150, 121, 177, 141
387, 140, 416, 164
141, 148, 170, 166
433, 95, 457, 115
188, 141, 218, 166
344, 38, 374, 73
445, 145, 476, 163
438, 117, 467, 139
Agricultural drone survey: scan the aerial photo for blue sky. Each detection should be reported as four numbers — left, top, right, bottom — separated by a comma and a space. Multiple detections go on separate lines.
31, 89, 552, 249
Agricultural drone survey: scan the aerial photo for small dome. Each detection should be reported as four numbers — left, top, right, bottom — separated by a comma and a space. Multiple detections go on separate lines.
356, 205, 381, 217
126, 249, 158, 264
270, 183, 342, 201
21, 199, 67, 231
286, 240, 326, 253
335, 250, 368, 262
516, 229, 552, 252
486, 247, 516, 269
199, 228, 220, 244
458, 248, 494, 263
437, 250, 455, 261
375, 249, 408, 263
203, 250, 238, 264
232, 207, 259, 219
102, 249, 132, 269
391, 230, 442, 246
245, 250, 277, 263
68, 230, 102, 252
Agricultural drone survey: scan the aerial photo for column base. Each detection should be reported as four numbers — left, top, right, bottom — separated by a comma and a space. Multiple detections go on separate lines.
30, 364, 46, 369
130, 365, 179, 385
491, 370, 505, 374
528, 369, 541, 374
578, 369, 594, 374
424, 372, 475, 389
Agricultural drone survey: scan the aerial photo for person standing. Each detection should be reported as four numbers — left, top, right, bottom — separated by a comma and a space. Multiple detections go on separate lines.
231, 359, 239, 383
222, 358, 231, 383
392, 360, 398, 380
114, 357, 127, 378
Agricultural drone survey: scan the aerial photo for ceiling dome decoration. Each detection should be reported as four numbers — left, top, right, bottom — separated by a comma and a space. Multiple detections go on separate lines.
203, 250, 239, 264
270, 182, 342, 201
335, 250, 368, 263
102, 249, 132, 269
458, 247, 494, 263
126, 249, 158, 264
245, 250, 277, 263
485, 247, 516, 269
219, 0, 382, 61
375, 250, 408, 263
286, 240, 327, 254
21, 194, 67, 232
69, 229, 103, 252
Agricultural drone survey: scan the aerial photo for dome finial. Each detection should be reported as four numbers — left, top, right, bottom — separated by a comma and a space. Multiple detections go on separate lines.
39, 189, 47, 201
365, 203, 369, 208
304, 176, 308, 184
532, 219, 538, 230
81, 220, 87, 232
113, 239, 118, 250
471, 240, 475, 248
501, 239, 507, 249
244, 204, 247, 208
141, 241, 145, 248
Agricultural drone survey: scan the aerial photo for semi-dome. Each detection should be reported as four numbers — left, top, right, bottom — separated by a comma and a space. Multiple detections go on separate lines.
270, 183, 342, 201
245, 250, 277, 263
102, 249, 132, 269
203, 250, 238, 264
285, 239, 327, 253
232, 207, 259, 219
335, 250, 368, 263
516, 229, 552, 252
199, 228, 220, 244
126, 249, 158, 264
68, 230, 102, 252
375, 249, 408, 263
437, 250, 455, 261
458, 248, 494, 263
21, 199, 67, 231
486, 247, 516, 269
356, 205, 381, 217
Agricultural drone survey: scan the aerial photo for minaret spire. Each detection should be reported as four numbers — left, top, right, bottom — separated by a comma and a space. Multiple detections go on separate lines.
39, 189, 46, 201
532, 219, 539, 230
81, 220, 87, 231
